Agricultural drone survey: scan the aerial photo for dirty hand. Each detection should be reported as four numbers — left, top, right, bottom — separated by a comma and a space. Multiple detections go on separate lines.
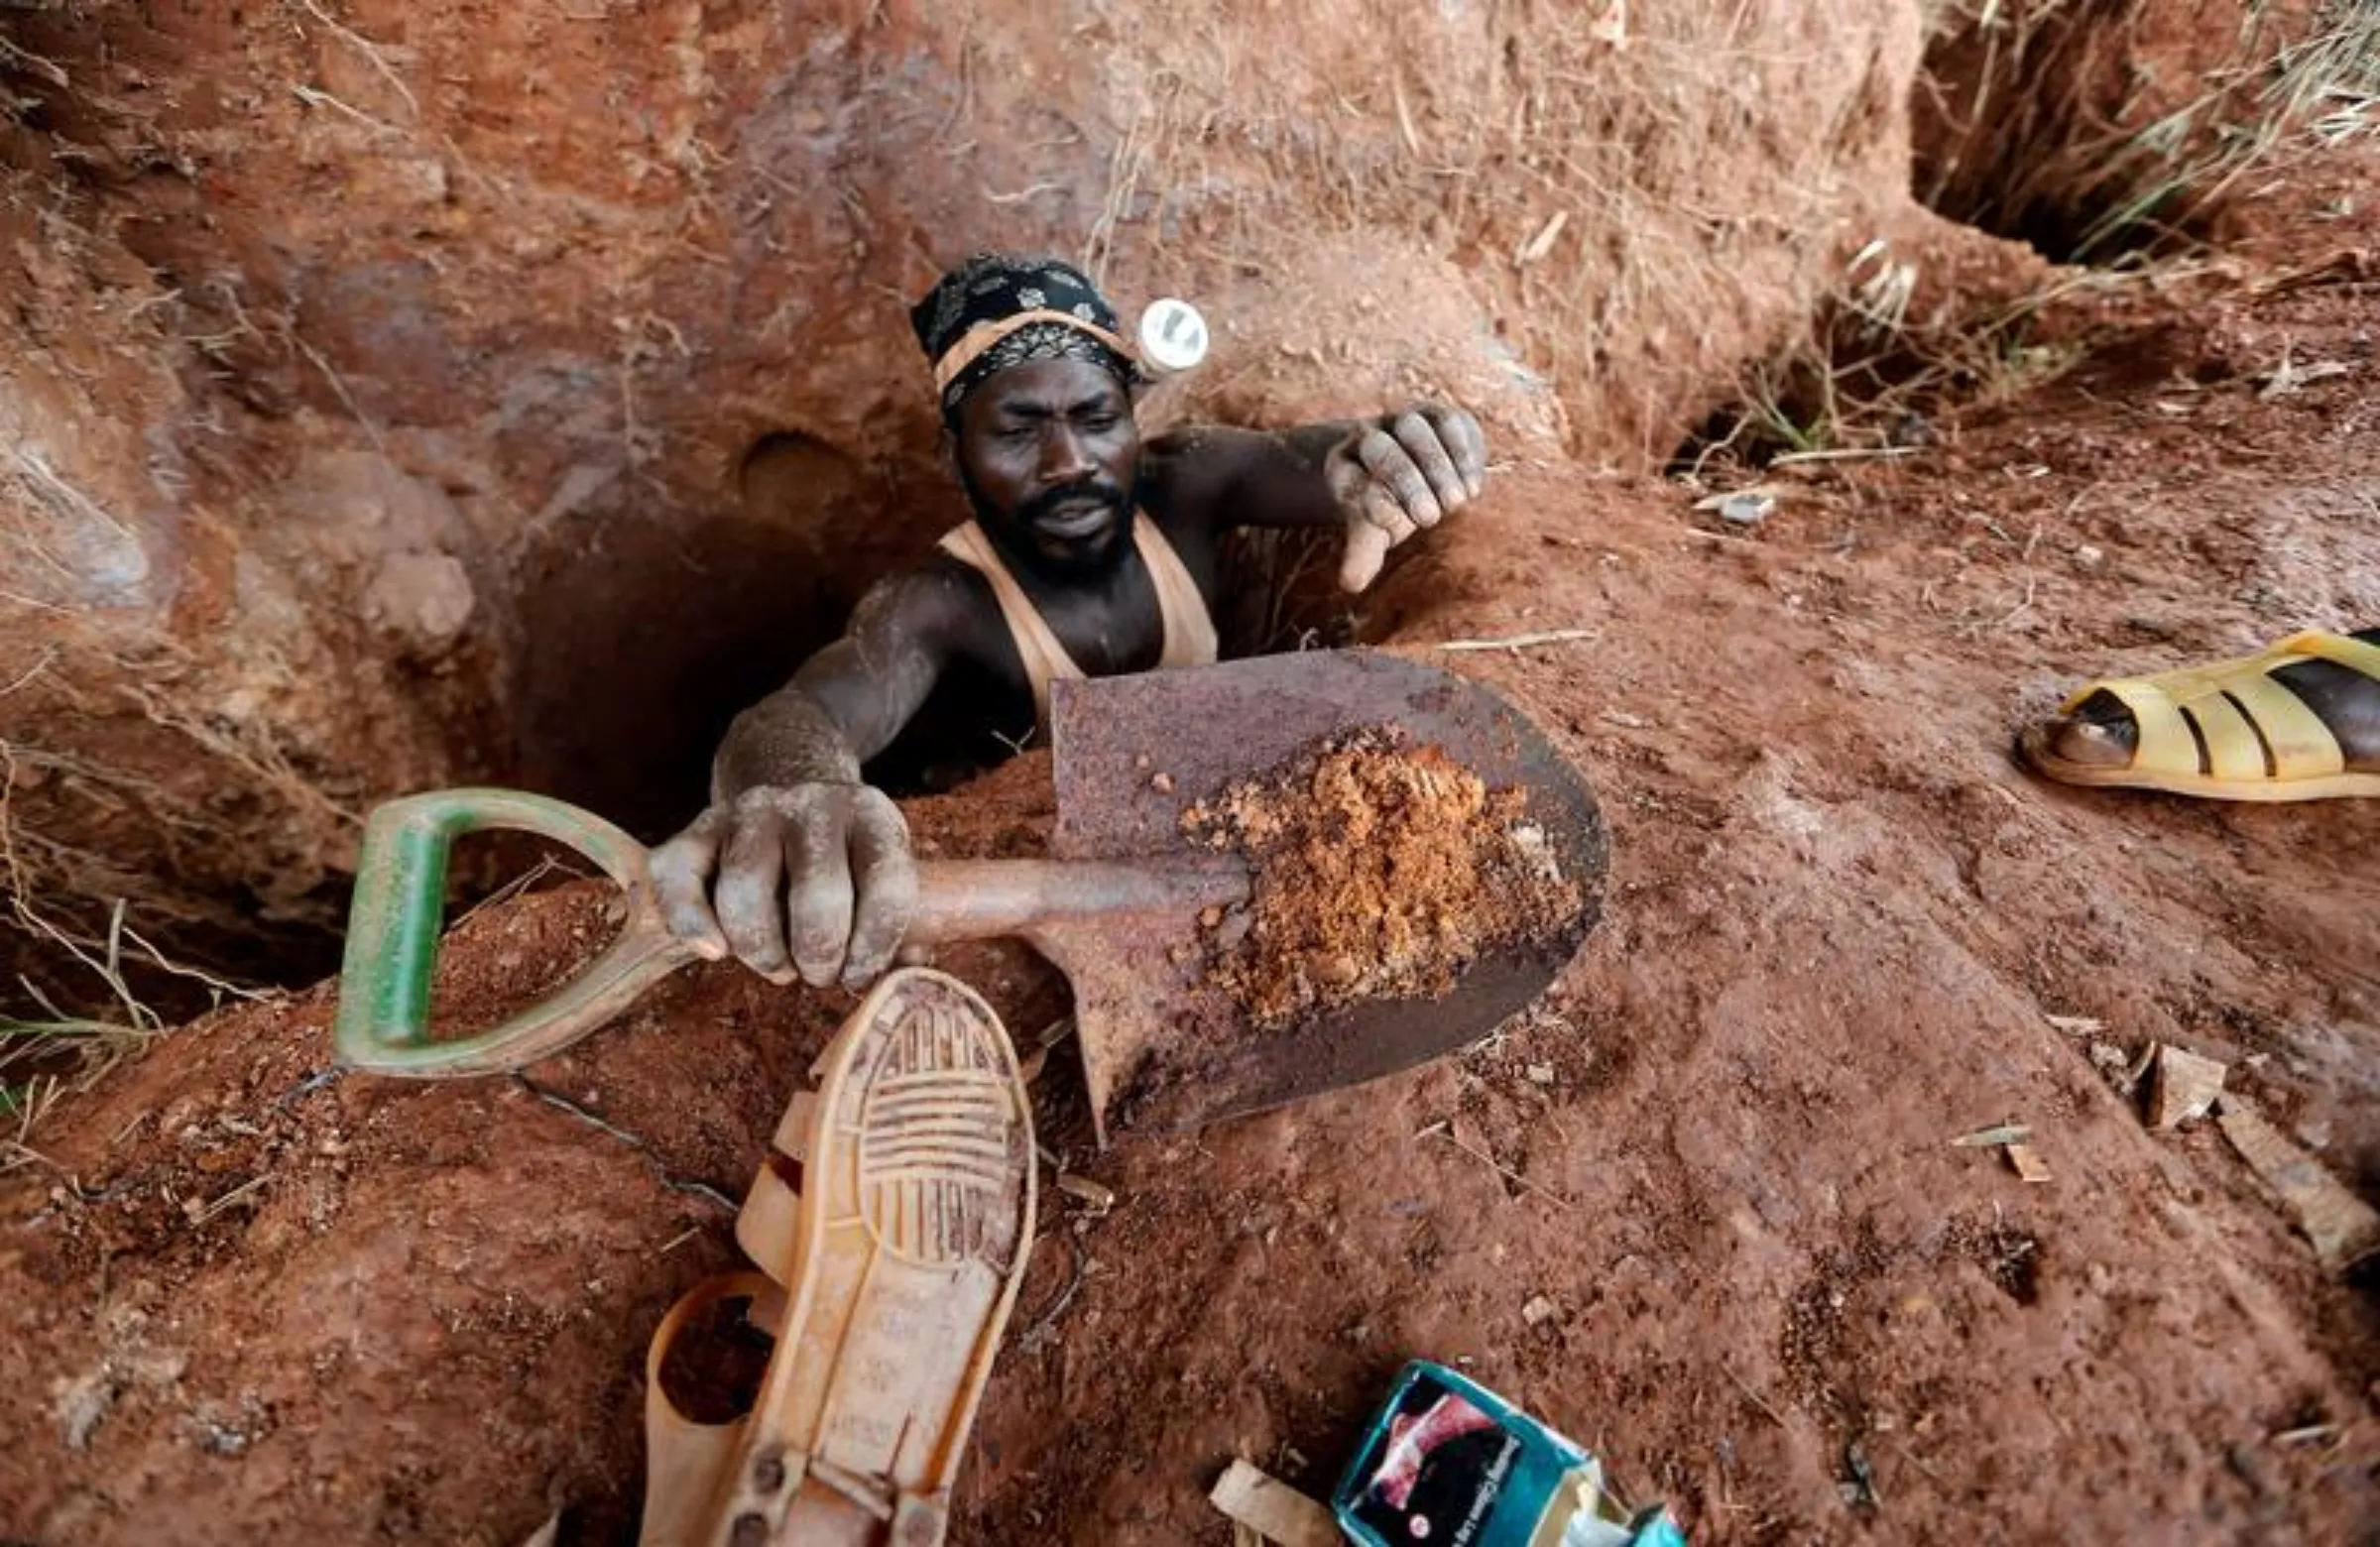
650, 782, 917, 991
1326, 404, 1488, 593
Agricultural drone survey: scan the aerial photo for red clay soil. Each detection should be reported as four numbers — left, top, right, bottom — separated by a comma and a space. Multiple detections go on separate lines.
7, 249, 2380, 1546
1185, 732, 1586, 1028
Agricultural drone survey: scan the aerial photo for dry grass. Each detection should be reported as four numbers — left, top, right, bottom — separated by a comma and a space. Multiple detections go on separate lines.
0, 895, 218, 1173
1674, 260, 2130, 474
1920, 0, 2380, 261
0, 711, 285, 1162
2066, 3, 2378, 257
1063, 0, 1910, 464
0, 604, 356, 1024
1686, 0, 2375, 474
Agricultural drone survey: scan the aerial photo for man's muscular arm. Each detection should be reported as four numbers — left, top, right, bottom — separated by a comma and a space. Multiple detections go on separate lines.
651, 567, 971, 990
1156, 407, 1488, 591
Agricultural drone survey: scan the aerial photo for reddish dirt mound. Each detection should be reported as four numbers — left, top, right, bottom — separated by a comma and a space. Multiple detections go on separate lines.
0, 757, 1070, 1544
6, 224, 2378, 1543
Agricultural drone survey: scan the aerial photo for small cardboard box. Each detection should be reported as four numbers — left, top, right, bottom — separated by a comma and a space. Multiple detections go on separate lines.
1331, 1362, 1685, 1547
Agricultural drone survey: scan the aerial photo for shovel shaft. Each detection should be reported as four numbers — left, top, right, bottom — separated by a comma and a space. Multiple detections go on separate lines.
908, 857, 1250, 946
333, 786, 1250, 1080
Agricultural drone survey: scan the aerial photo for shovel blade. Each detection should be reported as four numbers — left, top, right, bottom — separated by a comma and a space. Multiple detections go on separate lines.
1044, 650, 1607, 1142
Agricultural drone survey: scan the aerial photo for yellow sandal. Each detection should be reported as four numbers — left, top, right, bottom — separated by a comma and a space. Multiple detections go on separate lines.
2022, 630, 2380, 801
640, 968, 1037, 1546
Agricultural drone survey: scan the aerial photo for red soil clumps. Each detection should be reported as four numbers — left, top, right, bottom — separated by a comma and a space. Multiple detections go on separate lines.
1183, 730, 1584, 1027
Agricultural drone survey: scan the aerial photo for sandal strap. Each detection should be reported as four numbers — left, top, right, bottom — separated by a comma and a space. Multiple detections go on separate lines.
2275, 629, 2380, 682
2184, 687, 2276, 781
2094, 680, 2204, 778
640, 1271, 781, 1547
2224, 672, 2345, 777
733, 1091, 819, 1287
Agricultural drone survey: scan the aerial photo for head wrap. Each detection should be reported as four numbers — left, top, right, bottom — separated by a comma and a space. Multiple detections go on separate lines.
910, 254, 1143, 423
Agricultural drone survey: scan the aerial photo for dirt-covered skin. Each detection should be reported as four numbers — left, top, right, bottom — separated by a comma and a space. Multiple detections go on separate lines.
650, 267, 1488, 994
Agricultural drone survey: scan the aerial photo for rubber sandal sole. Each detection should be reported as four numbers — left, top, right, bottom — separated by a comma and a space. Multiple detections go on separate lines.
640, 968, 1036, 1546
2021, 730, 2380, 801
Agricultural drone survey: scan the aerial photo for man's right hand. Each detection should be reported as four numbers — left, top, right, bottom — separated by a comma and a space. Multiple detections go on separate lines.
650, 782, 918, 991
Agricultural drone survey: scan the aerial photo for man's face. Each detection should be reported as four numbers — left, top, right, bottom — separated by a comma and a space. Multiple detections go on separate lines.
954, 357, 1140, 573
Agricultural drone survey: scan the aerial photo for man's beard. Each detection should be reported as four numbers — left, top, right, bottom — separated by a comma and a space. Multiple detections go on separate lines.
964, 468, 1134, 577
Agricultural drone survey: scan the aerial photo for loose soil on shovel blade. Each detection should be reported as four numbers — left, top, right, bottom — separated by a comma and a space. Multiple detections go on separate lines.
1184, 731, 1585, 1028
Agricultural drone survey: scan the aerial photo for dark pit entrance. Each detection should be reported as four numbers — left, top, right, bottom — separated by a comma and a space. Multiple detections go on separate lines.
506, 427, 1363, 842
507, 430, 951, 841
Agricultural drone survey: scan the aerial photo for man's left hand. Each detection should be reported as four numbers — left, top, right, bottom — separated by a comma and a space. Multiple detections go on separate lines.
1326, 404, 1488, 592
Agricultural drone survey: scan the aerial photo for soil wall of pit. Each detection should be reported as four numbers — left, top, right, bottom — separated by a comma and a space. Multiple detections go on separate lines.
0, 0, 1929, 1006
8, 0, 2317, 1008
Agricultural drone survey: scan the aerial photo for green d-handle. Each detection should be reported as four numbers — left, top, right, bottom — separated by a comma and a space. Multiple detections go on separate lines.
332, 788, 699, 1077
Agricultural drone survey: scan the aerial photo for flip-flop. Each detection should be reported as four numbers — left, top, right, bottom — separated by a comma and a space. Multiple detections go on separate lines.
640, 968, 1037, 1547
2020, 630, 2380, 801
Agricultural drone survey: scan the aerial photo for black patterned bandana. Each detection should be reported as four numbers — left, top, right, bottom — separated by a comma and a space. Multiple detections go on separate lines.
910, 254, 1143, 423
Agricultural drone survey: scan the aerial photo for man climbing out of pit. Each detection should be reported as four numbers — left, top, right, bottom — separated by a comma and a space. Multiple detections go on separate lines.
652, 253, 1488, 988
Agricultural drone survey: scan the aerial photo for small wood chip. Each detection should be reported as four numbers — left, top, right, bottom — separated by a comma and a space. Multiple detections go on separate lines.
1522, 1293, 1561, 1327
1431, 628, 1599, 654
1055, 1174, 1116, 1216
2272, 1423, 2339, 1449
2257, 356, 2352, 400
1208, 1460, 1340, 1547
1524, 1064, 1556, 1086
2045, 1013, 2105, 1035
2005, 1142, 2052, 1184
1516, 208, 1570, 266
1952, 1123, 2030, 1148
2217, 1099, 2380, 1272
2150, 1044, 2228, 1129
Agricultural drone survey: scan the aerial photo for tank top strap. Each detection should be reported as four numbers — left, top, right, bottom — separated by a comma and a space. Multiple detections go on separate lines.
937, 522, 1085, 726
1130, 513, 1220, 668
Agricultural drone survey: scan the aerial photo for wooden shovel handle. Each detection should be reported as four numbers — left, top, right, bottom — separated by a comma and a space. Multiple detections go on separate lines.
332, 786, 1250, 1080
907, 856, 1250, 946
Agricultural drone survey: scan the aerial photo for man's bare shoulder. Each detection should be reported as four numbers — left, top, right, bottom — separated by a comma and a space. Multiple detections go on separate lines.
841, 549, 1012, 671
852, 550, 988, 627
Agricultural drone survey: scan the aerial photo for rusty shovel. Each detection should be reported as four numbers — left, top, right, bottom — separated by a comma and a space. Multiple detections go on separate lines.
334, 650, 1607, 1141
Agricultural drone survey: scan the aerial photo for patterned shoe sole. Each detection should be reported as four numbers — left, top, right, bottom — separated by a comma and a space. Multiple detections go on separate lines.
850, 987, 1031, 1273
647, 968, 1034, 1547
